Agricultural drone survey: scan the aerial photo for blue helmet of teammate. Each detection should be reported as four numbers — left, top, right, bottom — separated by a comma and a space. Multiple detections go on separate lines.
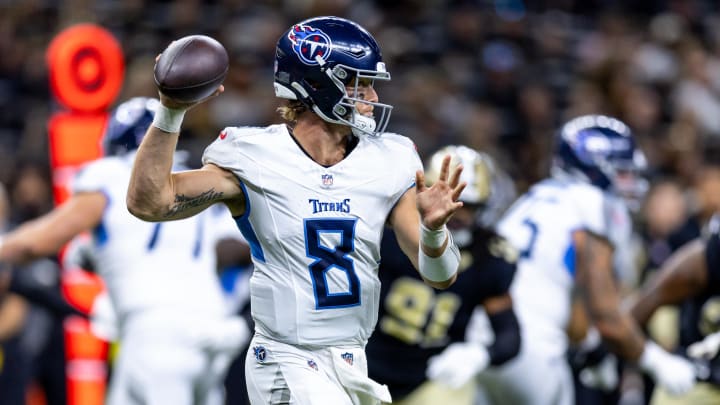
274, 16, 392, 138
102, 97, 160, 156
552, 114, 648, 207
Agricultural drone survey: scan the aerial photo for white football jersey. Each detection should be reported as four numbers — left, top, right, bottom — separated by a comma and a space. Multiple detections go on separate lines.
496, 178, 633, 357
72, 152, 240, 324
202, 124, 422, 346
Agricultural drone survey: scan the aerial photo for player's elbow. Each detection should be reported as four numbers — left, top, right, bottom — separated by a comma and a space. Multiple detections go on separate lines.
592, 317, 626, 349
5, 242, 39, 265
126, 193, 164, 222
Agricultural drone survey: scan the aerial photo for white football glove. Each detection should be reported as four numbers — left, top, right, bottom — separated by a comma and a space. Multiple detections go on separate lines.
426, 342, 490, 389
190, 316, 251, 355
687, 331, 720, 361
579, 353, 619, 391
639, 341, 696, 396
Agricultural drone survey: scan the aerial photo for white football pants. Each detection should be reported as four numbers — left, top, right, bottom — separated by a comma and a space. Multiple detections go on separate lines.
244, 334, 391, 405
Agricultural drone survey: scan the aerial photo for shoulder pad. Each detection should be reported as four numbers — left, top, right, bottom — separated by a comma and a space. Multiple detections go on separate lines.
379, 132, 416, 149
216, 124, 279, 141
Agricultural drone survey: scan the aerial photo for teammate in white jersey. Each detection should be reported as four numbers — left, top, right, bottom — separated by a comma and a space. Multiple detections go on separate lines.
472, 115, 697, 404
127, 16, 464, 405
0, 97, 251, 405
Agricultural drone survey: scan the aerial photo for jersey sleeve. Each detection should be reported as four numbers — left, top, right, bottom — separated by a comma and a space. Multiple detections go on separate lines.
572, 185, 610, 239
202, 127, 245, 173
483, 235, 518, 297
574, 186, 636, 281
571, 185, 635, 251
202, 126, 278, 184
383, 133, 423, 206
470, 231, 518, 298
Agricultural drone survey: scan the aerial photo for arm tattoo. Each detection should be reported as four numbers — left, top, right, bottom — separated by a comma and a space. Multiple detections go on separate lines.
164, 189, 224, 218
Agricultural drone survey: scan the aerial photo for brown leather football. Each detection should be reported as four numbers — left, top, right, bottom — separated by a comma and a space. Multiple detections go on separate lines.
153, 35, 229, 103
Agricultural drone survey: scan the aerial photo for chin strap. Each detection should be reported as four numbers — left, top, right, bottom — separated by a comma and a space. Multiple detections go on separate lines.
351, 112, 377, 138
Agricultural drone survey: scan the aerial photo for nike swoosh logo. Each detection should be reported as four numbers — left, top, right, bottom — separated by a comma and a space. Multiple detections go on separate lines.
219, 131, 227, 140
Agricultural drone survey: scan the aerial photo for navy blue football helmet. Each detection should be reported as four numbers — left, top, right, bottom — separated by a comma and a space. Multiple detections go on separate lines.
552, 114, 648, 208
102, 97, 159, 156
274, 16, 392, 137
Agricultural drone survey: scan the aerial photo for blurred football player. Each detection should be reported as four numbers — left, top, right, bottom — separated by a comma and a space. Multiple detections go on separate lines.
127, 16, 464, 405
0, 97, 251, 405
628, 214, 720, 403
473, 115, 696, 404
366, 146, 520, 405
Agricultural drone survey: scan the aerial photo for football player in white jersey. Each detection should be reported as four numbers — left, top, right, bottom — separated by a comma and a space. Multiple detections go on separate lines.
0, 97, 251, 405
471, 115, 697, 404
127, 16, 464, 405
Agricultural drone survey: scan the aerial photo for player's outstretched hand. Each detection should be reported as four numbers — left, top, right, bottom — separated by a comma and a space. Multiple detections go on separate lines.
416, 154, 466, 230
640, 341, 696, 396
688, 331, 720, 361
426, 342, 489, 389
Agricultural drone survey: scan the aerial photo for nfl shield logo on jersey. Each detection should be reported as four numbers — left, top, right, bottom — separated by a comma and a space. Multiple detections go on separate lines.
341, 352, 354, 366
321, 173, 334, 188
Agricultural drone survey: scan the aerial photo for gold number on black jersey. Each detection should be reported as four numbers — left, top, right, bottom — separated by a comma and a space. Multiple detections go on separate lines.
489, 236, 519, 263
379, 277, 460, 347
700, 297, 720, 336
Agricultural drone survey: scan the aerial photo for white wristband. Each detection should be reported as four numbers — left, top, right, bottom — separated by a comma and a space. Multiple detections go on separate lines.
152, 104, 186, 133
421, 223, 448, 249
418, 234, 460, 282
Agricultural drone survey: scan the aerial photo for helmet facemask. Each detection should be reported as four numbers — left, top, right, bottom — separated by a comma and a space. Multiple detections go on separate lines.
599, 150, 649, 212
325, 63, 392, 137
295, 58, 392, 138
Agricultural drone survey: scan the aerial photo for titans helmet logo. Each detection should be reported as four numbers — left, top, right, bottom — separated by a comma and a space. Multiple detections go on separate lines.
288, 24, 332, 65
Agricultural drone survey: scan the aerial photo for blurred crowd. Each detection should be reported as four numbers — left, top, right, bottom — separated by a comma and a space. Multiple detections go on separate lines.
3, 0, 720, 404
0, 1, 719, 189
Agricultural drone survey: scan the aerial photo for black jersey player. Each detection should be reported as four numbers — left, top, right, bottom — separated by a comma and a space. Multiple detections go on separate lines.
366, 146, 520, 405
628, 214, 720, 401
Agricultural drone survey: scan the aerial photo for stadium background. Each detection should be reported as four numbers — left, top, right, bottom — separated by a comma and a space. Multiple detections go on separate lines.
2, 0, 720, 404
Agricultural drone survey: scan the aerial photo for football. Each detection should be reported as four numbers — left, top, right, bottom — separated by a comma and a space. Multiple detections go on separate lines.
153, 35, 229, 103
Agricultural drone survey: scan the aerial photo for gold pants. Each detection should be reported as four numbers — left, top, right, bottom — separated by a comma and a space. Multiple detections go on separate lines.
651, 383, 720, 405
